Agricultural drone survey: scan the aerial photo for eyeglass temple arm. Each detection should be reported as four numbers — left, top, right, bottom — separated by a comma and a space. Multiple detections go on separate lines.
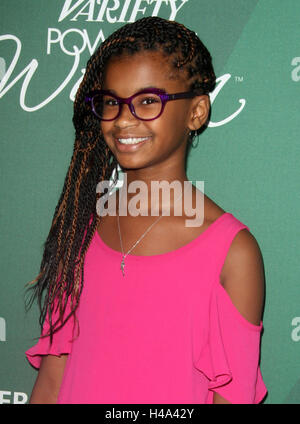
167, 92, 199, 101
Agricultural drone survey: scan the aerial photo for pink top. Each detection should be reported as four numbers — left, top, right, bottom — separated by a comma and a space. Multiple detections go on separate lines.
26, 212, 267, 404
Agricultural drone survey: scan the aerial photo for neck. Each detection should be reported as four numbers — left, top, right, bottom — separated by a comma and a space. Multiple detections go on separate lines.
116, 164, 190, 217
123, 161, 188, 187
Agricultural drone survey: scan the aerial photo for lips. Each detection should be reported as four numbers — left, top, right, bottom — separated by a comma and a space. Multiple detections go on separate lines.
117, 137, 149, 145
113, 135, 152, 152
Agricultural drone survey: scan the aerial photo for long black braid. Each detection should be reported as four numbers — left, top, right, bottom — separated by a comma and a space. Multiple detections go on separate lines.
25, 17, 216, 342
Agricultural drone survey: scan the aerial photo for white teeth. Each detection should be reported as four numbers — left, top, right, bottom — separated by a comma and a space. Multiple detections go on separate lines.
118, 137, 149, 145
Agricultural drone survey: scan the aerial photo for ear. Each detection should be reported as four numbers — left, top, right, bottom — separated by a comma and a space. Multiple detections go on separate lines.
187, 95, 210, 132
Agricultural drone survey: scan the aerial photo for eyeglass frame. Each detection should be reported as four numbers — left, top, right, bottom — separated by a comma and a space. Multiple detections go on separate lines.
84, 87, 200, 121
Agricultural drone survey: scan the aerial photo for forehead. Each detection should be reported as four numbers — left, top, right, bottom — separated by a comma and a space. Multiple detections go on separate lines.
102, 50, 188, 95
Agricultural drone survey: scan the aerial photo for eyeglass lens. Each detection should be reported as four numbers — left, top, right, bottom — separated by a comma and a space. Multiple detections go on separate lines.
92, 93, 163, 120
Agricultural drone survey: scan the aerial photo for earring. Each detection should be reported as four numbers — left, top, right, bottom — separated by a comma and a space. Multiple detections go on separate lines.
189, 130, 199, 148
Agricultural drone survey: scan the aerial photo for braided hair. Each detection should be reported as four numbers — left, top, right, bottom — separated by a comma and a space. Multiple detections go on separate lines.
26, 17, 216, 341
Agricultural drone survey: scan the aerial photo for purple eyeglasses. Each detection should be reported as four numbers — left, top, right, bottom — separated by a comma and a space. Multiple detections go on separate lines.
84, 87, 198, 121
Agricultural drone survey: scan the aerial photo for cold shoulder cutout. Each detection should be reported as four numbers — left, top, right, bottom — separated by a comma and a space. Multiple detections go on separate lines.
26, 212, 267, 403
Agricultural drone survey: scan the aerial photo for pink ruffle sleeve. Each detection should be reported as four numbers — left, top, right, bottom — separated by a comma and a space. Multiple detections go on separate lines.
195, 280, 267, 404
26, 219, 92, 369
26, 299, 74, 369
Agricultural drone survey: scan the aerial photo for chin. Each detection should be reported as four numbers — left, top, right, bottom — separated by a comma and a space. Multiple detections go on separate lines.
117, 158, 151, 171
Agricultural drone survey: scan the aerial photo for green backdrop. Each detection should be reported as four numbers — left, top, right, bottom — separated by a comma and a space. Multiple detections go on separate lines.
1, 0, 299, 404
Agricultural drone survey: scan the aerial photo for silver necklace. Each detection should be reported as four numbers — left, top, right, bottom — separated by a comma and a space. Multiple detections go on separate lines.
117, 192, 183, 277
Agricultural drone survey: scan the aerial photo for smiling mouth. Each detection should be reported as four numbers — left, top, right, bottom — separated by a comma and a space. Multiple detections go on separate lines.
117, 137, 150, 145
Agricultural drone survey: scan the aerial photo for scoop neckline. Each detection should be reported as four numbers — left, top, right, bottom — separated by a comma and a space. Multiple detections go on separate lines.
94, 212, 232, 261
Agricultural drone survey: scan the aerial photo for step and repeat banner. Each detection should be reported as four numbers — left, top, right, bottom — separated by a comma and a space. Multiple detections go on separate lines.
1, 0, 299, 404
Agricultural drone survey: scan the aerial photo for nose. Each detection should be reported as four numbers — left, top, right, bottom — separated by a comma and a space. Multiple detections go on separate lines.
114, 103, 138, 128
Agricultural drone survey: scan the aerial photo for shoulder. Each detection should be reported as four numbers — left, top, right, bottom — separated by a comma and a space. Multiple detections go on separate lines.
221, 227, 264, 280
220, 224, 265, 326
201, 192, 226, 225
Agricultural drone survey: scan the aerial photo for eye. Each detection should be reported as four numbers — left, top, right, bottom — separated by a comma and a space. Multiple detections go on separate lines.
104, 97, 119, 107
135, 94, 161, 107
142, 97, 159, 105
141, 97, 159, 105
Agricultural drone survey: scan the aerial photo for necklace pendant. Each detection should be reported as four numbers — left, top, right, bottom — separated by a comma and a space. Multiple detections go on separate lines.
120, 256, 125, 277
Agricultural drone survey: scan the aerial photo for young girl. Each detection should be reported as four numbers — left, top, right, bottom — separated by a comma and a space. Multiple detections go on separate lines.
26, 16, 267, 404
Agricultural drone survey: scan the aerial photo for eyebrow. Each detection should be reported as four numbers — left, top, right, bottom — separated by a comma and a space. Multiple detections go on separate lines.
104, 86, 167, 95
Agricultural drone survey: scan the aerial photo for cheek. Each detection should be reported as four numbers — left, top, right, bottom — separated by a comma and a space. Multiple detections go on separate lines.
158, 105, 189, 136
169, 100, 190, 120
100, 122, 113, 143
100, 121, 108, 134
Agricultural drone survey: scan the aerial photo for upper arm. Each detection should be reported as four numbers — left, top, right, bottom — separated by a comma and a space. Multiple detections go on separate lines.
29, 354, 68, 404
220, 229, 265, 326
213, 230, 265, 404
